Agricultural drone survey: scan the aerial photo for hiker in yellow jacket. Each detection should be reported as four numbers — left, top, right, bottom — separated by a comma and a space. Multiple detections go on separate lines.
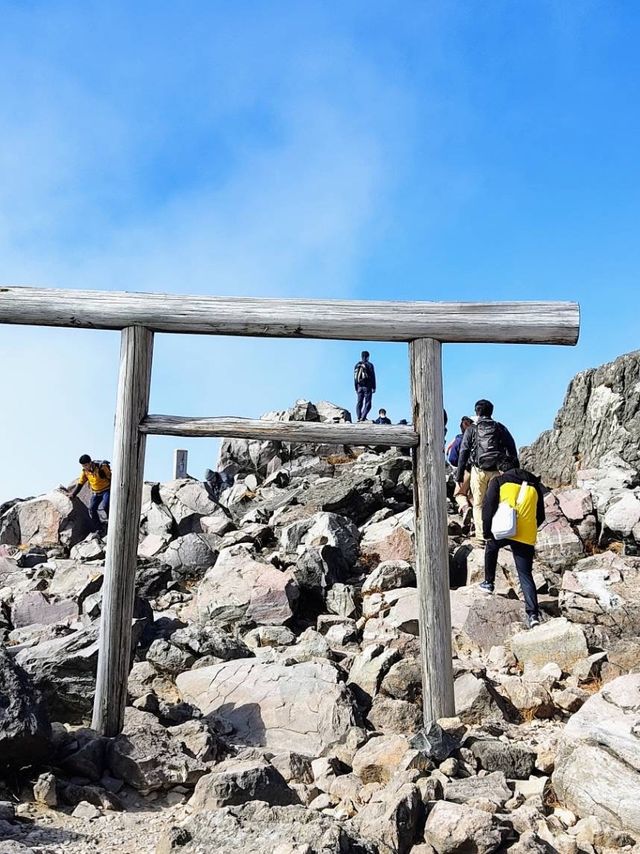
480, 456, 546, 629
70, 454, 111, 532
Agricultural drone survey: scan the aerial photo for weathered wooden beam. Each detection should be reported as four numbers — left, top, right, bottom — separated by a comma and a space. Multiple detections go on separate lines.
0, 287, 580, 344
92, 326, 154, 737
410, 337, 455, 723
141, 415, 419, 447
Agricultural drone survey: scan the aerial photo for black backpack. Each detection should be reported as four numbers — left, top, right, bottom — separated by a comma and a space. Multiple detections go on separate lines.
354, 361, 371, 385
96, 460, 111, 480
474, 420, 506, 471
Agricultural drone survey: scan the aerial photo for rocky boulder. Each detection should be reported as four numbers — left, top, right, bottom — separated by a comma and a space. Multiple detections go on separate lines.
510, 618, 587, 673
0, 647, 51, 770
560, 550, 640, 637
196, 546, 298, 625
0, 490, 92, 548
553, 674, 640, 834
176, 658, 356, 755
520, 350, 640, 487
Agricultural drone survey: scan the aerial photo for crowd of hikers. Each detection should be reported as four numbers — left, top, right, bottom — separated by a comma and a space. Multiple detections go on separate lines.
61, 352, 544, 630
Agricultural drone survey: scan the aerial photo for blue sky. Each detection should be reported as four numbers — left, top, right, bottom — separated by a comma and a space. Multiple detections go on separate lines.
1, 1, 639, 501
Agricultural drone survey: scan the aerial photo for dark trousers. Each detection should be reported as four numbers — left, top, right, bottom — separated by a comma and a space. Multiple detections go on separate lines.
484, 538, 538, 617
356, 386, 373, 421
89, 489, 110, 531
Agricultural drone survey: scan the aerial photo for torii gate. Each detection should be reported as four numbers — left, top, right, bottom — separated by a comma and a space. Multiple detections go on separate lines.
0, 287, 580, 736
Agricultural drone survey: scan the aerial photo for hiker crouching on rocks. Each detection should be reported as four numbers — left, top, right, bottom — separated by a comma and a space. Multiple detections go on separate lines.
69, 455, 111, 532
480, 456, 546, 629
354, 351, 376, 422
455, 399, 518, 545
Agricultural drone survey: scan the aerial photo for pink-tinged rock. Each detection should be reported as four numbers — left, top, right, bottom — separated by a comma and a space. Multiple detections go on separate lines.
556, 489, 593, 523
0, 491, 92, 548
197, 545, 298, 625
361, 526, 414, 564
11, 591, 78, 629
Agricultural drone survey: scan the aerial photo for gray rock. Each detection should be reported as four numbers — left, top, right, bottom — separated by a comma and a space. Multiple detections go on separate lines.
367, 695, 423, 734
106, 708, 207, 793
15, 626, 100, 721
347, 644, 401, 707
454, 672, 503, 724
163, 533, 219, 574
552, 674, 640, 833
352, 734, 410, 783
146, 639, 195, 675
170, 624, 252, 660
559, 551, 640, 637
0, 647, 51, 768
325, 583, 358, 618
71, 800, 101, 820
510, 618, 587, 673
361, 559, 416, 594
459, 596, 525, 654
380, 658, 422, 702
424, 800, 502, 854
355, 777, 422, 854
177, 658, 356, 755
157, 801, 375, 854
520, 350, 640, 487
293, 545, 349, 598
168, 719, 223, 763
280, 512, 360, 565
444, 771, 512, 807
470, 740, 536, 780
189, 759, 297, 810
57, 727, 106, 781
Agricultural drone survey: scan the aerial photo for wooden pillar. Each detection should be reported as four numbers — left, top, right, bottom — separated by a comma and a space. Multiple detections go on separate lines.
92, 326, 154, 736
409, 338, 455, 724
173, 448, 188, 479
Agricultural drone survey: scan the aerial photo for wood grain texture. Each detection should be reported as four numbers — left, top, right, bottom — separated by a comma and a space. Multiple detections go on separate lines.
142, 415, 419, 447
410, 338, 456, 724
91, 326, 154, 737
0, 287, 580, 344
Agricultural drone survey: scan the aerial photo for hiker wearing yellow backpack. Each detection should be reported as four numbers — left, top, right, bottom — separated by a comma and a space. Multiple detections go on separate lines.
70, 454, 112, 532
480, 456, 546, 629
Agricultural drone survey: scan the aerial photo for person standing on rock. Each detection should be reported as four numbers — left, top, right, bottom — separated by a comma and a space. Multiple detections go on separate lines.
455, 399, 518, 545
69, 455, 111, 533
448, 416, 474, 525
354, 351, 376, 422
480, 456, 546, 629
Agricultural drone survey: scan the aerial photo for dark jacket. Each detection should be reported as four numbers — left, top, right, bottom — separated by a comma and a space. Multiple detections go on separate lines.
447, 433, 463, 466
373, 416, 391, 425
455, 417, 518, 483
482, 468, 546, 543
354, 360, 376, 391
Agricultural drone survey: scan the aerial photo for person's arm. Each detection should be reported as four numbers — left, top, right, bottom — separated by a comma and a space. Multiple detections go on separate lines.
70, 470, 87, 499
482, 477, 500, 540
370, 363, 376, 393
500, 424, 519, 465
455, 426, 473, 483
534, 480, 546, 527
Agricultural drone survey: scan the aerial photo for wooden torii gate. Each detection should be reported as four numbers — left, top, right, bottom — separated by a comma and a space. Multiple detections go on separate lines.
0, 287, 580, 736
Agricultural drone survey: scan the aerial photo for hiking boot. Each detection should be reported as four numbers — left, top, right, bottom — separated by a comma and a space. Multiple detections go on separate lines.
479, 581, 494, 594
527, 613, 541, 629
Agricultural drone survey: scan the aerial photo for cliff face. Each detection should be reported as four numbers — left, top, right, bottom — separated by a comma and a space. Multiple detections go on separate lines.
520, 350, 640, 487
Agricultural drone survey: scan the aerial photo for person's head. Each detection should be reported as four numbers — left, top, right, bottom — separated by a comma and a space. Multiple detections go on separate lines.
79, 454, 93, 471
398, 419, 408, 425
361, 350, 370, 361
379, 408, 387, 416
474, 399, 494, 418
460, 416, 473, 433
498, 455, 518, 473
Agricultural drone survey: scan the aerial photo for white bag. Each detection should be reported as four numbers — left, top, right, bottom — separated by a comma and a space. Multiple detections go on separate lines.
491, 481, 528, 541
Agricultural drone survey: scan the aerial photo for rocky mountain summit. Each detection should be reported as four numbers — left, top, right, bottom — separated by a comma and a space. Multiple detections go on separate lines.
1, 378, 640, 854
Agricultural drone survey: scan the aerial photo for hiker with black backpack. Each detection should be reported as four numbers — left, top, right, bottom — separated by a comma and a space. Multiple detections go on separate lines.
354, 351, 376, 422
455, 399, 518, 545
69, 454, 112, 532
480, 455, 546, 629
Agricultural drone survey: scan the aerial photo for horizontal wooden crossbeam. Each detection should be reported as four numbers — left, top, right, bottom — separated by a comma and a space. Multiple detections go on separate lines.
0, 287, 580, 344
141, 415, 419, 447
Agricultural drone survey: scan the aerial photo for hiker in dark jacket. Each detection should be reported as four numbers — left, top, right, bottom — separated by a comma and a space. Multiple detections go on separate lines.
455, 400, 518, 544
449, 416, 474, 522
354, 351, 376, 422
480, 456, 546, 629
373, 408, 391, 425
